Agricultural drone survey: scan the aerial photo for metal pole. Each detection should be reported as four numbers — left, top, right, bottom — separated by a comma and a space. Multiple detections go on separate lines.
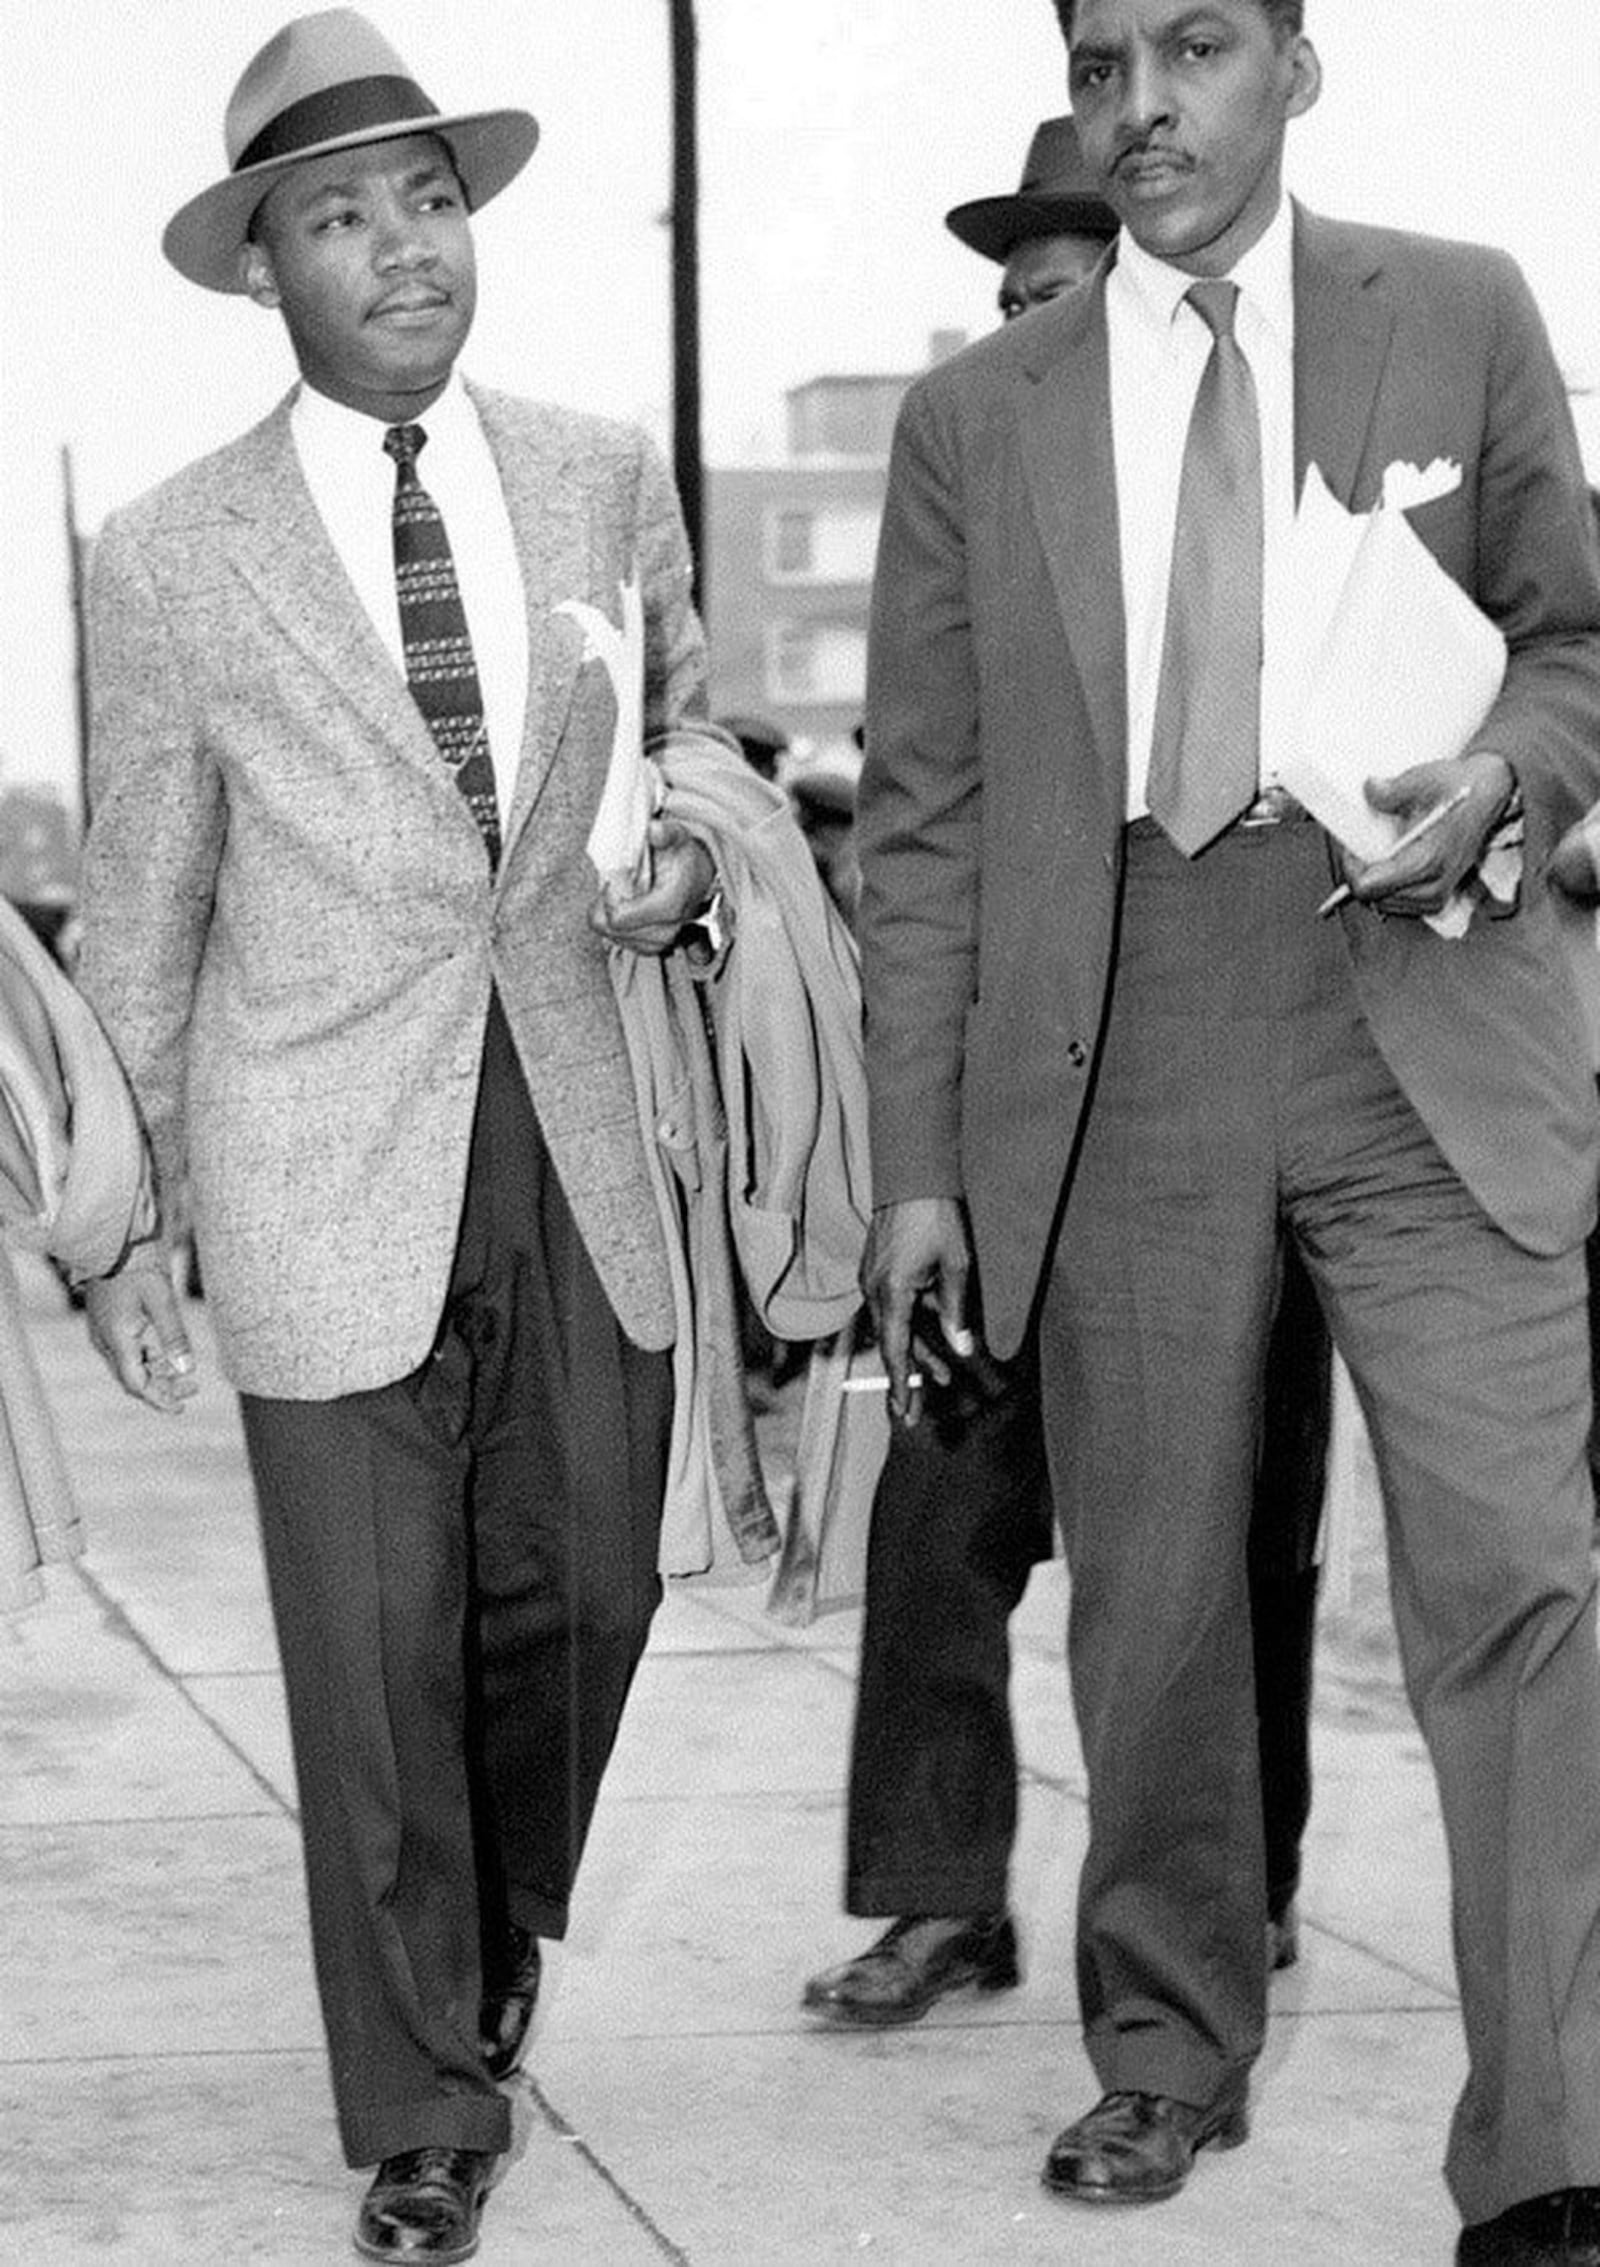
668, 0, 705, 613
61, 444, 92, 829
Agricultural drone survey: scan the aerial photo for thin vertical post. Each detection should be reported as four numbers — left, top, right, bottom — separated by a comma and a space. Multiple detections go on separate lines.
668, 0, 705, 612
61, 445, 92, 827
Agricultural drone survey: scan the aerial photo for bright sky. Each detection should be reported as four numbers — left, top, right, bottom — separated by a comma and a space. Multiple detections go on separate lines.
4, 0, 1598, 809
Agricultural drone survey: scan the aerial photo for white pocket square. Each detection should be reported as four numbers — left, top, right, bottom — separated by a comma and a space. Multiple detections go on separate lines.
1380, 456, 1462, 511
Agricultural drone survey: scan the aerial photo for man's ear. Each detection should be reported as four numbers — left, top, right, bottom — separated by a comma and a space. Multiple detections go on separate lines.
1284, 36, 1322, 123
239, 239, 281, 309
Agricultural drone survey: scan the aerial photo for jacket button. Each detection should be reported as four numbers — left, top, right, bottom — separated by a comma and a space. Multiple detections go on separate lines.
1067, 1040, 1088, 1068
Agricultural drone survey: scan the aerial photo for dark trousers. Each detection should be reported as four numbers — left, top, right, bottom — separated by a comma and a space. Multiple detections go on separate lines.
1041, 817, 1600, 2224
239, 994, 673, 2168
843, 1250, 1328, 1921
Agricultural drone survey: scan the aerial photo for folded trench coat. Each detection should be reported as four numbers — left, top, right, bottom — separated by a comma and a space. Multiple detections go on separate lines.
0, 900, 153, 1610
606, 744, 871, 1577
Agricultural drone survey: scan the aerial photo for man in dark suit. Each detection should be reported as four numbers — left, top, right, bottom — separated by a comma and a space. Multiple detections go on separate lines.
804, 110, 1329, 2030
856, 3, 1600, 2258
78, 12, 725, 2260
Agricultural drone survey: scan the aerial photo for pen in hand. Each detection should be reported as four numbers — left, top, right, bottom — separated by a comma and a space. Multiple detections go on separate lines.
1316, 784, 1474, 917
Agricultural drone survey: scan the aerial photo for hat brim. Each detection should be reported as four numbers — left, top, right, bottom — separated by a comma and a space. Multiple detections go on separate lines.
945, 191, 1117, 265
163, 106, 540, 293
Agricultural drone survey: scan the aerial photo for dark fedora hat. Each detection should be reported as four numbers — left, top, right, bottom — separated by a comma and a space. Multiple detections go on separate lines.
945, 115, 1116, 264
163, 8, 540, 294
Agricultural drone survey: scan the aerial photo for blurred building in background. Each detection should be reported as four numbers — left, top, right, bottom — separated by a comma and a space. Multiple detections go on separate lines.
705, 331, 966, 766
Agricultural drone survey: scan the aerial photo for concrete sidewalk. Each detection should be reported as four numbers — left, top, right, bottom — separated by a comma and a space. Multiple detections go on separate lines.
1, 1260, 1466, 2263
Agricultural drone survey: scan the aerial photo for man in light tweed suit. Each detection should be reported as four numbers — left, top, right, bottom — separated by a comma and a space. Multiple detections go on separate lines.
78, 13, 725, 2260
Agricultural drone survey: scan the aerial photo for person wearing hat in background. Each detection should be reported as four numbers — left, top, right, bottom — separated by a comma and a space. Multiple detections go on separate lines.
717, 711, 789, 786
77, 11, 727, 2259
804, 110, 1330, 2035
787, 737, 865, 930
946, 110, 1119, 322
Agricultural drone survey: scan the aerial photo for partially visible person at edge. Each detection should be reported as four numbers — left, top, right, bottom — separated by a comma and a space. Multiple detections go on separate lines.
77, 11, 736, 2262
788, 741, 864, 931
803, 108, 1331, 2037
854, 3, 1600, 2260
0, 893, 154, 1616
1547, 510, 1600, 1502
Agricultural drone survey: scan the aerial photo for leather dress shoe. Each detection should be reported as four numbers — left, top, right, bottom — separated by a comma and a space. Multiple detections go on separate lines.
1267, 1901, 1300, 1974
479, 1924, 541, 2080
1458, 2189, 1600, 2264
1042, 2080, 1250, 2206
801, 1912, 1021, 2026
354, 2147, 497, 2264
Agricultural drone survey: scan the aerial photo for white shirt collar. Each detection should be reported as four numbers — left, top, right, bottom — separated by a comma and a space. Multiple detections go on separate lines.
291, 367, 477, 456
1114, 193, 1295, 353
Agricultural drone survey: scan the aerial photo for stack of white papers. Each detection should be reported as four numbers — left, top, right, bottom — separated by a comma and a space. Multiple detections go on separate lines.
1275, 463, 1509, 935
558, 568, 658, 889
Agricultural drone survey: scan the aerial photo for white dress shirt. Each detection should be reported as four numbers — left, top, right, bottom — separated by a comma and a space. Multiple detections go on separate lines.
1106, 196, 1297, 819
290, 374, 529, 833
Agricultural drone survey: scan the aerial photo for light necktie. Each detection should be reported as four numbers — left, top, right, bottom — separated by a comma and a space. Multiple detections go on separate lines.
383, 421, 502, 868
1145, 279, 1263, 857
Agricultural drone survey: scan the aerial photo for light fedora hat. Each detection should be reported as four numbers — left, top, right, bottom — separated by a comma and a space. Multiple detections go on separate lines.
163, 8, 540, 294
945, 115, 1116, 264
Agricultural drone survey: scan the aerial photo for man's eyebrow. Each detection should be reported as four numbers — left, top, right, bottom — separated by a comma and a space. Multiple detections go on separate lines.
1075, 2, 1230, 49
292, 174, 366, 207
293, 159, 455, 207
1159, 5, 1237, 37
1069, 31, 1125, 67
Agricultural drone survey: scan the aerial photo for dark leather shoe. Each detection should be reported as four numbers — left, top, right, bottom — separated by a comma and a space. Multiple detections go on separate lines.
1458, 2189, 1600, 2264
479, 1924, 541, 2080
801, 1912, 1021, 2026
1267, 1900, 1300, 1973
354, 2148, 497, 2264
1042, 2081, 1250, 2206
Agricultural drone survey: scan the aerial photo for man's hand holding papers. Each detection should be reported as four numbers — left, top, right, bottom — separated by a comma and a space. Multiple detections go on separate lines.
1335, 749, 1516, 920
1276, 464, 1519, 936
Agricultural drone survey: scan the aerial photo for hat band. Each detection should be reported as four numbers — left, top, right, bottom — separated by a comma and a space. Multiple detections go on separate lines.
234, 74, 441, 173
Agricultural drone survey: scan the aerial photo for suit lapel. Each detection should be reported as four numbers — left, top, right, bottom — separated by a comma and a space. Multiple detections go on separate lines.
1017, 276, 1128, 821
1013, 214, 1397, 817
471, 386, 587, 863
1291, 206, 1396, 509
216, 401, 444, 778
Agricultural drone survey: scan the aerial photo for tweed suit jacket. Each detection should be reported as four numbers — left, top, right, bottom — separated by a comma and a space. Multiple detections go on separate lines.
79, 381, 723, 1397
858, 207, 1600, 1360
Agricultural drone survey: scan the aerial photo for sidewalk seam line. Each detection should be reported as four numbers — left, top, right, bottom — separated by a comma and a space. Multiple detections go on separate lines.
522, 2077, 694, 2263
69, 1560, 298, 1821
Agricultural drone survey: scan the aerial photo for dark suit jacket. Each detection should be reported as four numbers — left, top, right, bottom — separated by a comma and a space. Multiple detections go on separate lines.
858, 206, 1600, 1359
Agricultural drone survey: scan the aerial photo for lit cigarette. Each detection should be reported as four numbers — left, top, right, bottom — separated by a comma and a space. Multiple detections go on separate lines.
1317, 785, 1473, 917
841, 1373, 924, 1394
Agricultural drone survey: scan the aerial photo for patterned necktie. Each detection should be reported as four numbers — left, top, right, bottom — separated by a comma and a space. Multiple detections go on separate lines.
1145, 279, 1263, 857
383, 421, 502, 868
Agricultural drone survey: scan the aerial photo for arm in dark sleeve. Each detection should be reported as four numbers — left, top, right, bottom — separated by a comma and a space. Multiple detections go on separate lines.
1468, 252, 1600, 866
855, 378, 982, 1205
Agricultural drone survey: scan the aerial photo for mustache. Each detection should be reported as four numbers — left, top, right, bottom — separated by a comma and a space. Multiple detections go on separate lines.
1112, 136, 1192, 169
